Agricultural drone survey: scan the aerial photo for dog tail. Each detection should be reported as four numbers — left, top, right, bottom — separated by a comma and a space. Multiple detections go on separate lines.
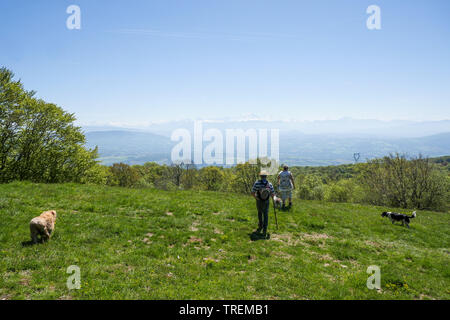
410, 211, 417, 219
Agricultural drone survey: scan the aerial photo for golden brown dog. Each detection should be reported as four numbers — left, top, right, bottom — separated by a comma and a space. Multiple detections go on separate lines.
30, 210, 57, 243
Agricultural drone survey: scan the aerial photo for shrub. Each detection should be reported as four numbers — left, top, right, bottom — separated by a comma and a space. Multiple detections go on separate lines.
296, 174, 325, 200
359, 153, 448, 211
108, 163, 140, 187
199, 166, 224, 191
324, 179, 354, 203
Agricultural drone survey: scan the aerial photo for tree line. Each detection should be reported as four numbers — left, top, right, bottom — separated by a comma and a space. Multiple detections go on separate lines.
99, 154, 449, 212
292, 154, 449, 212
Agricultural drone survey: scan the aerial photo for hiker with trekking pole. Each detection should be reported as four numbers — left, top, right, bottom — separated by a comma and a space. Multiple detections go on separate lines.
251, 170, 276, 238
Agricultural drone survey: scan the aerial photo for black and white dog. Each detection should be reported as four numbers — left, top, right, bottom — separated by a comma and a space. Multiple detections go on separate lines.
381, 211, 417, 228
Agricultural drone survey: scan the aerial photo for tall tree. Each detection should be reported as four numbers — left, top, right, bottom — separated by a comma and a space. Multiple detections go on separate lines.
0, 67, 100, 183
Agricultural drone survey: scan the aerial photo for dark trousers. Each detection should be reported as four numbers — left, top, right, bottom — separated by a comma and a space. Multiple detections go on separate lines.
256, 199, 270, 230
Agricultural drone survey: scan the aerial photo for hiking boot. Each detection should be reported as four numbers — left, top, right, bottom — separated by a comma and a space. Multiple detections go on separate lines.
262, 229, 267, 237
256, 227, 262, 234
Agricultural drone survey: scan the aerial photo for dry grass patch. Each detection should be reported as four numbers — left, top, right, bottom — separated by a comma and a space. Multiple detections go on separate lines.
300, 233, 332, 241
188, 236, 203, 244
271, 233, 302, 246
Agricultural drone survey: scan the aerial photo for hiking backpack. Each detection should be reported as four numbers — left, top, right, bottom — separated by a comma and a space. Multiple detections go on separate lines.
258, 180, 271, 201
279, 171, 293, 189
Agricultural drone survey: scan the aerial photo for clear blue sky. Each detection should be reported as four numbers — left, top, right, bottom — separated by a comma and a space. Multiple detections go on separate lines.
1, 0, 449, 125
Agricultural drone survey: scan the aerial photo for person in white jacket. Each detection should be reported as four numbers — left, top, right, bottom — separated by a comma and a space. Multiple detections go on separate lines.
277, 165, 295, 209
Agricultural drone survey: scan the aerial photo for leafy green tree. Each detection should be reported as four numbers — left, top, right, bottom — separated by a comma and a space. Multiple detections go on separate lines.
199, 166, 224, 191
296, 174, 324, 200
231, 162, 260, 194
181, 162, 197, 190
108, 163, 140, 187
0, 68, 100, 183
324, 179, 354, 203
360, 153, 448, 210
81, 164, 112, 185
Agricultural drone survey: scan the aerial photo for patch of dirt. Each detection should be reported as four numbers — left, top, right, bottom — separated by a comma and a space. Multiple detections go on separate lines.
364, 240, 382, 248
312, 252, 342, 264
418, 294, 436, 300
19, 270, 31, 286
190, 221, 200, 232
319, 253, 334, 261
20, 278, 30, 286
271, 233, 302, 246
300, 233, 332, 241
166, 212, 173, 216
214, 228, 223, 234
1, 294, 12, 300
348, 259, 360, 267
188, 236, 203, 244
289, 294, 306, 299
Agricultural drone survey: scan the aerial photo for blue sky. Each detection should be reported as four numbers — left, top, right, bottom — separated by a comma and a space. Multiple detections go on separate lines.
1, 0, 449, 125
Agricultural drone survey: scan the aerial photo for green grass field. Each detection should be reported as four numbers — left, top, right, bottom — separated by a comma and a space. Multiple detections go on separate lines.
0, 182, 449, 300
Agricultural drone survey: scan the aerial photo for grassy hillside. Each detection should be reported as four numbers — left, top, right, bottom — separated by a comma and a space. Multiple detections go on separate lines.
0, 182, 449, 300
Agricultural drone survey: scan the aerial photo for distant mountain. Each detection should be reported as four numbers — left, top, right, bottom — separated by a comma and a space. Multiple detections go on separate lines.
85, 127, 450, 166
85, 131, 174, 165
81, 118, 450, 138
280, 132, 450, 166
109, 118, 450, 138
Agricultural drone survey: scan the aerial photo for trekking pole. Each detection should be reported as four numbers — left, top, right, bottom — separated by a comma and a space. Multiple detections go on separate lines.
273, 197, 279, 230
